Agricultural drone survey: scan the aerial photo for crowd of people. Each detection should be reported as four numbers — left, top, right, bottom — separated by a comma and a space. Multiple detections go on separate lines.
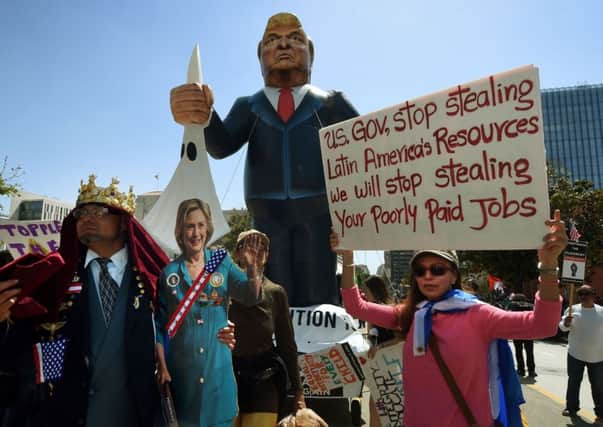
1, 177, 592, 427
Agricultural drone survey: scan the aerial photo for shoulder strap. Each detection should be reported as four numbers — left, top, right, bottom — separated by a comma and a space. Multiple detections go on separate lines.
429, 334, 477, 426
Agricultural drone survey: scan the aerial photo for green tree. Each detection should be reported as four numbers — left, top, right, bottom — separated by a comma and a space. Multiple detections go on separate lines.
0, 156, 23, 211
459, 249, 538, 294
549, 177, 603, 269
212, 209, 252, 253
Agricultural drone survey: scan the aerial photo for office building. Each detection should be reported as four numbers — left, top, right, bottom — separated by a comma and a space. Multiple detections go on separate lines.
9, 192, 73, 221
542, 83, 603, 188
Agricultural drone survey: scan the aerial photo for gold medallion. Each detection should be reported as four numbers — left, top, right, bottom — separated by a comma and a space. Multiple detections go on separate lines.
209, 272, 224, 288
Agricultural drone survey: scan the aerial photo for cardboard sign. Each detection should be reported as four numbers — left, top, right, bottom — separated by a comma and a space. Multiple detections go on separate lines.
298, 343, 365, 397
319, 65, 549, 250
562, 241, 587, 284
359, 342, 404, 427
290, 304, 370, 354
0, 220, 62, 258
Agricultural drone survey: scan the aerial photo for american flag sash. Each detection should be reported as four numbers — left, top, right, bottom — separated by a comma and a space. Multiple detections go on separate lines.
166, 248, 227, 339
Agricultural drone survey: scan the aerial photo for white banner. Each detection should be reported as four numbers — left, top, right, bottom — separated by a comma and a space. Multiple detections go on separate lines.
290, 304, 369, 354
320, 65, 549, 250
0, 219, 62, 258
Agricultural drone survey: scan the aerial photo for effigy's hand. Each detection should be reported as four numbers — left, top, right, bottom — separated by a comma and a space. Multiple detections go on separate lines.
217, 320, 236, 350
0, 279, 20, 322
170, 83, 214, 125
155, 343, 172, 384
538, 209, 568, 267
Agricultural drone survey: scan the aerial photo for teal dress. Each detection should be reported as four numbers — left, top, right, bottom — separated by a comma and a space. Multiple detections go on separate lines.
156, 248, 260, 427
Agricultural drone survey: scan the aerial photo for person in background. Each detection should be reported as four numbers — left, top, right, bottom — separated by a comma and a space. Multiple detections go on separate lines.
230, 229, 305, 427
559, 284, 603, 423
331, 210, 567, 427
155, 199, 263, 427
462, 277, 480, 296
508, 293, 537, 377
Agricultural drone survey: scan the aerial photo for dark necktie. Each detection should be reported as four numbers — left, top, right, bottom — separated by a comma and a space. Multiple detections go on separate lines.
97, 258, 118, 325
277, 87, 294, 122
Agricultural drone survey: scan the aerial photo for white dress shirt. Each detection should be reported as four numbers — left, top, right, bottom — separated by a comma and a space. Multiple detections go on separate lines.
84, 246, 128, 307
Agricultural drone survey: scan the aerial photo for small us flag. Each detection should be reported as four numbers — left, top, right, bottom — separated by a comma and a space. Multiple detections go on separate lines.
33, 338, 68, 384
569, 222, 582, 241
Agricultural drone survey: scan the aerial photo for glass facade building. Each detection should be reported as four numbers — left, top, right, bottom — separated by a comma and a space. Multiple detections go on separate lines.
542, 84, 603, 188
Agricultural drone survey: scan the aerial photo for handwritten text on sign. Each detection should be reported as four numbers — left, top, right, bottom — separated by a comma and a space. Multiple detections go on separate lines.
0, 220, 62, 258
320, 66, 549, 250
360, 342, 404, 427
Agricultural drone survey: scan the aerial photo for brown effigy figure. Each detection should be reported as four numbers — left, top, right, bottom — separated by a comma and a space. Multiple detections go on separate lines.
170, 12, 359, 307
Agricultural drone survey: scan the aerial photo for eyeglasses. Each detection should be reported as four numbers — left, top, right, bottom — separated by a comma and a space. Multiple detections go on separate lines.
73, 205, 110, 219
413, 264, 451, 277
577, 293, 594, 297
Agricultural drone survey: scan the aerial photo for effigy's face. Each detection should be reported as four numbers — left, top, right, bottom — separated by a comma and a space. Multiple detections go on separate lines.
182, 208, 208, 256
260, 24, 311, 86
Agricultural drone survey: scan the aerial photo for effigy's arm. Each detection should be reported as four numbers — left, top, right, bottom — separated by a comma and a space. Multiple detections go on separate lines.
204, 96, 256, 159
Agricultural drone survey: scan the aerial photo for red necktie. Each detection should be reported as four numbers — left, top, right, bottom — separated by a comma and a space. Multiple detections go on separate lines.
277, 87, 294, 122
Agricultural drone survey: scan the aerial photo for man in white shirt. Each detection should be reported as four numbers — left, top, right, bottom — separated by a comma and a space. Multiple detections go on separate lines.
559, 284, 603, 423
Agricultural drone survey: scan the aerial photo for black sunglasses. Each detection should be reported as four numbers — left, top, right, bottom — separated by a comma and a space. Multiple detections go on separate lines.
413, 264, 451, 277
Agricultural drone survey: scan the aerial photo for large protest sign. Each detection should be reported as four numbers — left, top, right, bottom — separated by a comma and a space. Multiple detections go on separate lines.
0, 220, 62, 258
298, 343, 364, 397
358, 342, 404, 427
320, 65, 549, 249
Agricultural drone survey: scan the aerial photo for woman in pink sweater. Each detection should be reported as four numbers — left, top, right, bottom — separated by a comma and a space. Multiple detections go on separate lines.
332, 210, 567, 427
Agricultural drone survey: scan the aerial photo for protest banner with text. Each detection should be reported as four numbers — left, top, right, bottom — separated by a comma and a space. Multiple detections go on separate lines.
320, 65, 549, 249
298, 343, 364, 397
0, 219, 62, 258
359, 342, 404, 427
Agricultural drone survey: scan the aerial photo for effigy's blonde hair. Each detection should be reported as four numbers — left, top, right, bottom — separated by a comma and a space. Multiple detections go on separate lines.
257, 12, 314, 64
263, 12, 304, 38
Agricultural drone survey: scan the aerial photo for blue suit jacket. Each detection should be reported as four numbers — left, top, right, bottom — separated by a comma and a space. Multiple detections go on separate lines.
205, 85, 359, 203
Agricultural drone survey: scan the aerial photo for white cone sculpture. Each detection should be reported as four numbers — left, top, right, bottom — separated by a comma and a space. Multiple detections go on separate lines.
143, 45, 230, 257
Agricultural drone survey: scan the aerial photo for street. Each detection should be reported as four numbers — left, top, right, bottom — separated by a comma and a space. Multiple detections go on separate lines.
515, 339, 598, 426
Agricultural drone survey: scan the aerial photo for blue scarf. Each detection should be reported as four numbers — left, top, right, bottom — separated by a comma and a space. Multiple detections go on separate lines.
414, 289, 525, 427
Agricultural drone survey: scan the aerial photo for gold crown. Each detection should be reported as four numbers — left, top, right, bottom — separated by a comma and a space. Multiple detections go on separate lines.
76, 175, 136, 214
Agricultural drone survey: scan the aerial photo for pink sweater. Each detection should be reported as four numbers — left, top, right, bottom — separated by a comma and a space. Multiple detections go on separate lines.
341, 287, 561, 427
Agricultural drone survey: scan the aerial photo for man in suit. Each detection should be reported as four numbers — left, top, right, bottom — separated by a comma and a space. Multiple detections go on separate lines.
0, 176, 234, 427
170, 12, 359, 307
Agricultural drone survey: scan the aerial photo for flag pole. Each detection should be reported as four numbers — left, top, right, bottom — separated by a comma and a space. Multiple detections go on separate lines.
568, 282, 575, 316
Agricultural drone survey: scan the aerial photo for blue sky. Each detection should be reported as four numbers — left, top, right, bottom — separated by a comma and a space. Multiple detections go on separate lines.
1, 0, 601, 272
